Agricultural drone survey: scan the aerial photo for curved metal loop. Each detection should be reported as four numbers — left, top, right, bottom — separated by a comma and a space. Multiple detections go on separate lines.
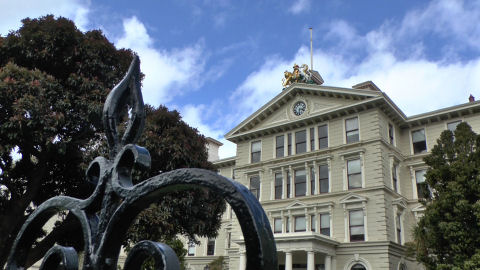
97, 168, 277, 270
112, 144, 151, 190
39, 245, 79, 270
6, 197, 93, 270
123, 240, 180, 270
103, 54, 145, 157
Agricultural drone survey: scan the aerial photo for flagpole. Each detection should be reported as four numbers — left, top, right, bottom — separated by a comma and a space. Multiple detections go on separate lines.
309, 27, 313, 70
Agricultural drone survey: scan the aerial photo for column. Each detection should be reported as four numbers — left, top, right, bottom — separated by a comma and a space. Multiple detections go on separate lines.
270, 170, 274, 200
285, 251, 293, 270
306, 127, 311, 152
325, 255, 332, 270
282, 167, 287, 199
332, 256, 337, 270
314, 160, 319, 194
307, 251, 315, 270
239, 251, 246, 270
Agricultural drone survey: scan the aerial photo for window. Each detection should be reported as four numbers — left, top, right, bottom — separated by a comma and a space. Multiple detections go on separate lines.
287, 133, 292, 155
318, 124, 328, 149
346, 117, 359, 143
349, 210, 365, 241
411, 129, 427, 154
347, 159, 362, 189
276, 135, 284, 158
399, 263, 407, 270
351, 264, 366, 270
251, 141, 261, 163
392, 164, 398, 192
294, 216, 306, 232
187, 241, 195, 256
294, 169, 306, 197
310, 167, 315, 195
320, 214, 330, 236
249, 176, 260, 199
274, 218, 282, 233
396, 213, 402, 244
285, 217, 290, 232
207, 239, 215, 256
415, 169, 428, 199
447, 120, 461, 132
287, 171, 291, 198
227, 232, 231, 248
448, 120, 462, 140
319, 164, 329, 193
311, 215, 316, 232
389, 123, 395, 145
310, 128, 315, 151
295, 130, 307, 154
274, 173, 283, 199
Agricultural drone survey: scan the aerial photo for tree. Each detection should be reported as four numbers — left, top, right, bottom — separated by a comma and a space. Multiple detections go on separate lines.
0, 15, 224, 268
413, 122, 480, 270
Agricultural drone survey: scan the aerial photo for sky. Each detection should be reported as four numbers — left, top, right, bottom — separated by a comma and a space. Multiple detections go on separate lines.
1, 0, 480, 159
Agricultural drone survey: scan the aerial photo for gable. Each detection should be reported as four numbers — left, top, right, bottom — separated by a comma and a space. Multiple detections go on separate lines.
225, 84, 382, 141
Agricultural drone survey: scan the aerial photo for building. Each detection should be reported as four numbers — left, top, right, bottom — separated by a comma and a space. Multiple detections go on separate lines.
184, 66, 480, 270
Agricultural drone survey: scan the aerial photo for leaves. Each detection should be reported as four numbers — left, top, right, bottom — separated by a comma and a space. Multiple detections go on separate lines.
414, 122, 480, 269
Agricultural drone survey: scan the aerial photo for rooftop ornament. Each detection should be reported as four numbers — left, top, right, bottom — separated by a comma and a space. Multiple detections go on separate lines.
6, 55, 278, 270
282, 63, 324, 88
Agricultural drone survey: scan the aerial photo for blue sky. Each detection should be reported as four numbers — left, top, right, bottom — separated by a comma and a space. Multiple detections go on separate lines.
2, 0, 480, 158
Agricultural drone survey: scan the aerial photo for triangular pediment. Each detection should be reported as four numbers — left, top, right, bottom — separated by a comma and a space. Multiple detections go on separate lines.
225, 83, 383, 141
392, 198, 408, 209
411, 204, 426, 212
286, 200, 307, 209
339, 193, 368, 205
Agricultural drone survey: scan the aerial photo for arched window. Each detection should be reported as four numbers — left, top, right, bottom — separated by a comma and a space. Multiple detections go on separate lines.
351, 264, 366, 270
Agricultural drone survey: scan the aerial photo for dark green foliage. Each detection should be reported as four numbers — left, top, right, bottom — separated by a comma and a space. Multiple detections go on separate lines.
0, 15, 224, 268
414, 122, 480, 269
208, 256, 227, 270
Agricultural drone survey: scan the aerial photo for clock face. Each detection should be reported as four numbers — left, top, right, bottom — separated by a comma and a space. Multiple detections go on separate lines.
293, 101, 306, 116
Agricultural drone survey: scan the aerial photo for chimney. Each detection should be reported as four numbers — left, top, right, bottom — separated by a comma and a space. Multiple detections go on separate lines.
469, 94, 475, 102
206, 137, 223, 162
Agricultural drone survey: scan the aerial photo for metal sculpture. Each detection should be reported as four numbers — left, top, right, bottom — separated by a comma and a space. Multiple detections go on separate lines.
6, 55, 278, 270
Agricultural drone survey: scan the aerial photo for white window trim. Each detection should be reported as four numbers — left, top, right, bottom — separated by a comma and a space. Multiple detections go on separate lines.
343, 255, 372, 270
205, 238, 215, 256
446, 119, 463, 131
410, 127, 428, 155
343, 115, 361, 144
388, 122, 396, 146
317, 122, 329, 150
389, 155, 401, 194
409, 165, 428, 200
341, 150, 366, 191
250, 140, 262, 163
341, 194, 368, 243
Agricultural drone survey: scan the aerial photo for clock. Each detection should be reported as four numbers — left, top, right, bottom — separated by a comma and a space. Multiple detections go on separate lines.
293, 101, 306, 116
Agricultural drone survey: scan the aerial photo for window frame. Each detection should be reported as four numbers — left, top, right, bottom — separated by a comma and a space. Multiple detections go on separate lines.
249, 175, 260, 200
275, 135, 284, 158
295, 130, 307, 154
294, 169, 306, 197
310, 167, 315, 195
319, 164, 329, 193
206, 238, 215, 256
310, 127, 315, 151
396, 213, 402, 244
287, 133, 292, 156
392, 164, 398, 192
274, 172, 283, 199
347, 159, 362, 189
320, 213, 331, 236
349, 209, 365, 242
251, 140, 261, 163
415, 169, 428, 199
345, 117, 359, 143
411, 128, 427, 154
273, 218, 282, 233
187, 241, 195, 256
294, 216, 306, 232
388, 123, 395, 145
318, 124, 328, 149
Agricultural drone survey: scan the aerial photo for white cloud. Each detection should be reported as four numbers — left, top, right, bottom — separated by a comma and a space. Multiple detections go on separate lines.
180, 104, 236, 159
288, 0, 311, 15
115, 17, 207, 106
0, 0, 90, 35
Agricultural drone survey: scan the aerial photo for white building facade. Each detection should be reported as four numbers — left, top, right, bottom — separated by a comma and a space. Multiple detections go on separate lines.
184, 78, 480, 270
